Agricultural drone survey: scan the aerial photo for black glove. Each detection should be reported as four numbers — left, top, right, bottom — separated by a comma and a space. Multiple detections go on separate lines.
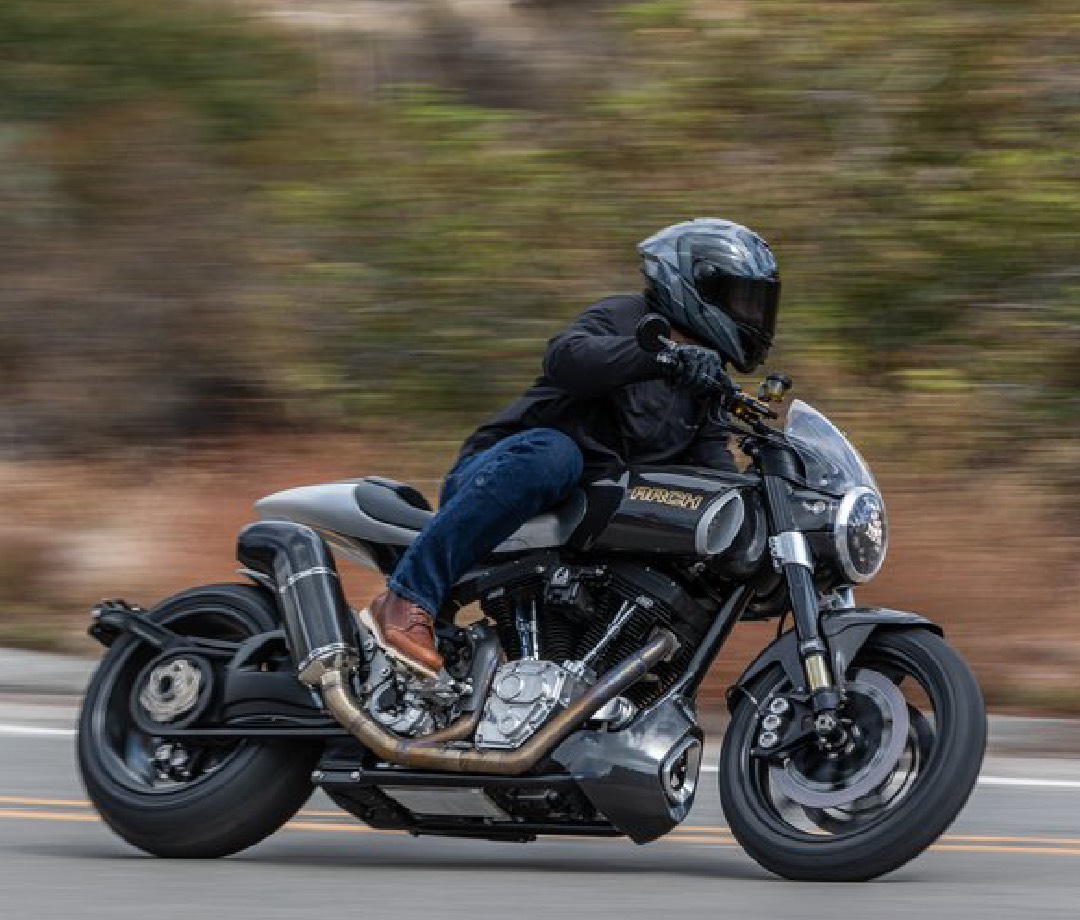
663, 344, 729, 397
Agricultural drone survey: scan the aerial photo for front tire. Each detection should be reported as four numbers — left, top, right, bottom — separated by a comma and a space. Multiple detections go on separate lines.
719, 628, 985, 881
78, 584, 320, 858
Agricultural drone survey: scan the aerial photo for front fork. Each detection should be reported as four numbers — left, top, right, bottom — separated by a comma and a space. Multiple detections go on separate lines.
762, 470, 846, 743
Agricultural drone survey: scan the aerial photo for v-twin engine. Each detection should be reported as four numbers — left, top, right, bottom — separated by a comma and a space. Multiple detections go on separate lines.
359, 634, 594, 751
479, 557, 714, 710
237, 519, 677, 775
475, 660, 590, 749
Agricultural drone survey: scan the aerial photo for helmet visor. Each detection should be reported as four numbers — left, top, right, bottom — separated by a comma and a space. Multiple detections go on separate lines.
694, 270, 780, 340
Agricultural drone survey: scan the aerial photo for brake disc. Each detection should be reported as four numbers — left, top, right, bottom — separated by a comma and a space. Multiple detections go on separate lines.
769, 669, 910, 808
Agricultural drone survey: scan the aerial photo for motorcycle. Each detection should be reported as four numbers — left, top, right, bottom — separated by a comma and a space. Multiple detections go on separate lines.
77, 314, 986, 881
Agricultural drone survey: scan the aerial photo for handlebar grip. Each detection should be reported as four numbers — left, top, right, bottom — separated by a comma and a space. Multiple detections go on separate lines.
659, 341, 734, 395
657, 340, 777, 419
700, 374, 734, 397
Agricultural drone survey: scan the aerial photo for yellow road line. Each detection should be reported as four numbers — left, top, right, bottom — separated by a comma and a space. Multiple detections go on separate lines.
666, 834, 737, 844
947, 834, 1080, 847
0, 795, 90, 808
0, 799, 388, 820
932, 844, 1080, 856
678, 829, 1080, 848
0, 797, 366, 818
3, 805, 1080, 857
0, 809, 99, 823
285, 821, 392, 834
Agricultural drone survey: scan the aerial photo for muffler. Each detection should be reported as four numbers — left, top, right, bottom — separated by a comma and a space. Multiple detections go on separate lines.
238, 520, 677, 775
238, 521, 356, 684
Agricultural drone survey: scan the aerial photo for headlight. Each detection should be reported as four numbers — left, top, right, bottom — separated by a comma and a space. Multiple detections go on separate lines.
833, 487, 887, 583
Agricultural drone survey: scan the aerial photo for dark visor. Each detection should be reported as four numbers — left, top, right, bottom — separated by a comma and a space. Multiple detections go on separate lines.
694, 270, 780, 338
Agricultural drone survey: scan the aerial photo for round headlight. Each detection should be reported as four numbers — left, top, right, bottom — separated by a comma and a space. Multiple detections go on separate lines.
833, 487, 887, 583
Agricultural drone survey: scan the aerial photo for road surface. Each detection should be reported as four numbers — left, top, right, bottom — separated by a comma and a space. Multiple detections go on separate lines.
1, 700, 1079, 919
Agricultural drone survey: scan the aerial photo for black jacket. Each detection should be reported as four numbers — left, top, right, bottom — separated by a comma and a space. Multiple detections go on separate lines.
459, 294, 735, 481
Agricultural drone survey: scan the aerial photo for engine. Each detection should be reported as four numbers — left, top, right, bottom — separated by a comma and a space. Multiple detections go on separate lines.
355, 616, 483, 736
479, 559, 715, 710
350, 561, 714, 748
475, 659, 590, 749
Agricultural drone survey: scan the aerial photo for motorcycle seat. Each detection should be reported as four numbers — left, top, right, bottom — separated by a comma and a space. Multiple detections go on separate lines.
255, 476, 588, 555
354, 476, 434, 531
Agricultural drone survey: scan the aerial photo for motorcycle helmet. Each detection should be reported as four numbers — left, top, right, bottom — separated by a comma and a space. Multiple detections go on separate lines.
638, 218, 780, 373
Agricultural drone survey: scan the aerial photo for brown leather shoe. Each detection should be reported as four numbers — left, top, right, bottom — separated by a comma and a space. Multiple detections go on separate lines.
359, 590, 444, 678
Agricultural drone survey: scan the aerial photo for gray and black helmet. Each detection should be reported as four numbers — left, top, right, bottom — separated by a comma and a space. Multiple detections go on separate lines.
638, 218, 780, 373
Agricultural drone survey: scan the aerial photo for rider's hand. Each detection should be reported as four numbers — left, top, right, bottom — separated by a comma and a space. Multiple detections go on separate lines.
664, 344, 729, 397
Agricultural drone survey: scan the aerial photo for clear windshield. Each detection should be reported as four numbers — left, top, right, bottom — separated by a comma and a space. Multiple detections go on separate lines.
784, 399, 879, 495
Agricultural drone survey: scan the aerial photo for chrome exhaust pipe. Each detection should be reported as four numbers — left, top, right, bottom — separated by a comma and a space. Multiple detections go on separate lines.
415, 638, 500, 744
317, 629, 677, 775
238, 519, 677, 774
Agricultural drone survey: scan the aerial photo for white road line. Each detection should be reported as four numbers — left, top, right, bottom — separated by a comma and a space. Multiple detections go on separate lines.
977, 776, 1080, 790
2, 724, 1080, 789
701, 764, 1080, 789
0, 724, 75, 738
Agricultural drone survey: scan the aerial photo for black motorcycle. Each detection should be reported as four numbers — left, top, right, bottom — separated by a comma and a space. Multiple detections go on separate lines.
77, 315, 986, 881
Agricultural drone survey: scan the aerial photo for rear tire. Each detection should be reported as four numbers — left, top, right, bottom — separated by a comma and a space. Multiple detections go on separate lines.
719, 628, 985, 881
78, 584, 320, 858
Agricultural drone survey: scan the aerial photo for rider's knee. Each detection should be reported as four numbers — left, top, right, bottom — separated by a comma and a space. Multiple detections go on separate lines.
522, 428, 584, 493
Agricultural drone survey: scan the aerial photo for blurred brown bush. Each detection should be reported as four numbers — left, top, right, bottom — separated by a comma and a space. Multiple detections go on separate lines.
2, 1, 1080, 706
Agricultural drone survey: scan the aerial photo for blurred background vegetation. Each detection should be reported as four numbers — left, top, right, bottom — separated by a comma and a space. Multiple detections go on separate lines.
1, 0, 1079, 708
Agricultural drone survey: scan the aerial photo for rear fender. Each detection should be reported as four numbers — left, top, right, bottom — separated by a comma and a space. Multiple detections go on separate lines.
726, 607, 942, 712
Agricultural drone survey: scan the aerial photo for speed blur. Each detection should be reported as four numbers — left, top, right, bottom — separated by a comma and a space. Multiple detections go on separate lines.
1, 0, 1078, 708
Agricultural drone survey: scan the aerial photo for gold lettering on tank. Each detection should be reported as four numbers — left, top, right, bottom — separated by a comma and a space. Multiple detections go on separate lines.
628, 486, 705, 511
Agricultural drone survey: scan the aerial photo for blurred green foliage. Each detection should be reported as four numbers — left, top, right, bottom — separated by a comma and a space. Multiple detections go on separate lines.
1, 0, 1078, 473
0, 0, 312, 137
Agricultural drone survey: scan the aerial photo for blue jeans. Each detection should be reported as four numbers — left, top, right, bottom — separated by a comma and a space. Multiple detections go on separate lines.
388, 428, 585, 616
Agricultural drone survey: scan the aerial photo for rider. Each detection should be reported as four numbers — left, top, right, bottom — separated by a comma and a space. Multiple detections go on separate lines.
361, 218, 781, 677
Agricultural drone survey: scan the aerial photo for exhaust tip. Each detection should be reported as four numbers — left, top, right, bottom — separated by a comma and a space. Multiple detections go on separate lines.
661, 735, 703, 806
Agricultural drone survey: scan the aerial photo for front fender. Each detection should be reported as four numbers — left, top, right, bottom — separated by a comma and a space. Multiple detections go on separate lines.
726, 607, 941, 712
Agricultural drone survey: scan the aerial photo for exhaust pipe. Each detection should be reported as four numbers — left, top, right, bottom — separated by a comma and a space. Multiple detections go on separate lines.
238, 520, 677, 774
415, 636, 500, 744
318, 629, 676, 774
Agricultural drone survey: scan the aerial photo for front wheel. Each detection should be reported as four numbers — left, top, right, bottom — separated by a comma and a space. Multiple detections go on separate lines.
78, 584, 320, 858
719, 628, 985, 881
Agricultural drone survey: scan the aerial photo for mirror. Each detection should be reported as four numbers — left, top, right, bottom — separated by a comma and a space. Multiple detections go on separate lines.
635, 313, 672, 354
759, 373, 793, 402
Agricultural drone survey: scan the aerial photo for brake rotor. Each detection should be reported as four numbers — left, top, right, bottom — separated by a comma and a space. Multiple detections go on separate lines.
769, 669, 910, 808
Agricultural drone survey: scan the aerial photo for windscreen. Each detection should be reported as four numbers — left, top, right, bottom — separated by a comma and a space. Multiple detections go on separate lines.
784, 399, 879, 495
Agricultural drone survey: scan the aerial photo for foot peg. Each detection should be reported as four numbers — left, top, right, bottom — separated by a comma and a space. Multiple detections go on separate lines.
89, 599, 147, 648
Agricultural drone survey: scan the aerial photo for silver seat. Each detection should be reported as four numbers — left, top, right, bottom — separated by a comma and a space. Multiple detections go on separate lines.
255, 477, 587, 554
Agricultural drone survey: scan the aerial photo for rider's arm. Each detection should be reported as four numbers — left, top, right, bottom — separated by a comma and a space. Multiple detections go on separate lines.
681, 413, 738, 472
543, 298, 662, 397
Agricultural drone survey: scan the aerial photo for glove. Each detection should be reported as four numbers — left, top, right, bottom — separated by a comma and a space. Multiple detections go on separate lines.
664, 344, 729, 397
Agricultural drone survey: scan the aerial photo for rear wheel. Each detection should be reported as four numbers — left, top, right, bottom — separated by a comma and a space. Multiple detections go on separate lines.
719, 628, 985, 881
78, 584, 320, 858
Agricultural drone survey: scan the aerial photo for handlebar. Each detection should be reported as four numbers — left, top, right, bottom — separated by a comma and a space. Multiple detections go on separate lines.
652, 334, 779, 422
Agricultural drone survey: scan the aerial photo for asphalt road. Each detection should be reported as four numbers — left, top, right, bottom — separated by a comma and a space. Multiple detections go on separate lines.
2, 702, 1080, 920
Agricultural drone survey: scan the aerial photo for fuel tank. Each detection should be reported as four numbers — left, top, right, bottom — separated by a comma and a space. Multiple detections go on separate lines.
577, 467, 766, 566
